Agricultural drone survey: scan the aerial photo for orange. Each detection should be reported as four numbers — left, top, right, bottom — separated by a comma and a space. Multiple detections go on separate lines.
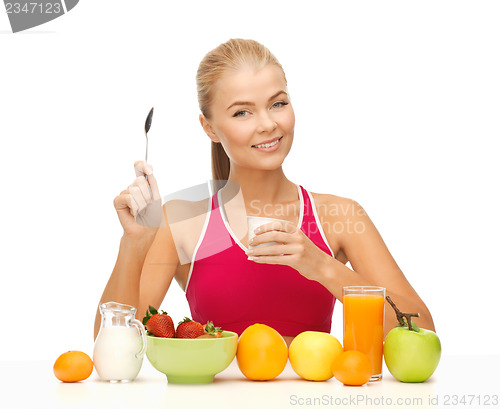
236, 323, 288, 380
53, 351, 93, 382
289, 331, 343, 381
333, 350, 372, 386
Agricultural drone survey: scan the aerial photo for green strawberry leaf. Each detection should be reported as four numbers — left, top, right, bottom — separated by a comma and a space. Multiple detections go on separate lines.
204, 321, 222, 335
178, 316, 193, 326
143, 305, 159, 326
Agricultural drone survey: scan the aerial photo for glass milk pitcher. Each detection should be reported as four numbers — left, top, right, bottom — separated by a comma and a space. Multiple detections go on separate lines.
93, 302, 147, 382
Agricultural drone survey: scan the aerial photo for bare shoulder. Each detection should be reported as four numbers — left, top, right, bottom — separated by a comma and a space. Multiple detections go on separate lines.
309, 192, 366, 221
164, 197, 210, 220
310, 191, 384, 256
309, 192, 367, 264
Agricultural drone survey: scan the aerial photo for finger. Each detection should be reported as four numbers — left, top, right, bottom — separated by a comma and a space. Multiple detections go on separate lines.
249, 230, 295, 247
114, 191, 133, 213
134, 160, 154, 178
132, 175, 152, 204
128, 193, 139, 217
247, 243, 298, 257
129, 186, 147, 213
254, 221, 297, 235
146, 173, 161, 201
248, 254, 295, 265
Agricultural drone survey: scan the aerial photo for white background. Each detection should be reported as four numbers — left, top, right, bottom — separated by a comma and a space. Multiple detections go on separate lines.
1, 0, 499, 361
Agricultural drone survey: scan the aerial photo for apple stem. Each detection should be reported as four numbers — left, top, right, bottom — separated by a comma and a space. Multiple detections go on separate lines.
386, 296, 420, 332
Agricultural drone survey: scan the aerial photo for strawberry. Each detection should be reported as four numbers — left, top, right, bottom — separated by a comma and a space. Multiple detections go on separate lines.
176, 317, 205, 339
142, 305, 175, 338
201, 321, 223, 338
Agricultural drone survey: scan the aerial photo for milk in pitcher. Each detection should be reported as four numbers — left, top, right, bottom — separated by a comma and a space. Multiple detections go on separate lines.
93, 326, 144, 381
93, 302, 147, 382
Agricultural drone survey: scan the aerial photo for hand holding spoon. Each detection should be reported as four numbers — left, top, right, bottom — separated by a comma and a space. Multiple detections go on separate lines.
144, 107, 154, 180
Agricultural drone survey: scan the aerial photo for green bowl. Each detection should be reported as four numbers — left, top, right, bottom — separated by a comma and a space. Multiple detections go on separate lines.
146, 331, 238, 384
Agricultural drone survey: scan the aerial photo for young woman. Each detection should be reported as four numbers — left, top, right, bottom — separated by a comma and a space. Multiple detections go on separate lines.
94, 39, 435, 345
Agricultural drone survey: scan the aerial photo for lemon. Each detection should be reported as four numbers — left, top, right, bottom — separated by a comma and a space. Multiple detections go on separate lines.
289, 331, 343, 381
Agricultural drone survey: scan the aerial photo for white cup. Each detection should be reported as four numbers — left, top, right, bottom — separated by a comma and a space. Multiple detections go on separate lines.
247, 216, 288, 247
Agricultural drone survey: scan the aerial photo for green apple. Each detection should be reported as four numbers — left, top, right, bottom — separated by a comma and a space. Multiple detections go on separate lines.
383, 296, 441, 383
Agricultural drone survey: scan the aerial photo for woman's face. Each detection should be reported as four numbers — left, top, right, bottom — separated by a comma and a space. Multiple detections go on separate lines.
202, 64, 295, 172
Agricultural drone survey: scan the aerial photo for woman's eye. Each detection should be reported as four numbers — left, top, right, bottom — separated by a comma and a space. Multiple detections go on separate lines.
233, 110, 248, 117
272, 101, 288, 109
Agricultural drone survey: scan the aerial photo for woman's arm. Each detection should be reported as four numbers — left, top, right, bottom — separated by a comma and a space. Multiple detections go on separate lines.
138, 206, 181, 321
94, 205, 180, 340
317, 196, 435, 336
94, 235, 153, 340
246, 194, 435, 337
245, 193, 435, 337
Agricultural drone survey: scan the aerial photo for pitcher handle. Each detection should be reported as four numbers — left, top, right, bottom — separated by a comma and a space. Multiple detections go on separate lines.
131, 319, 147, 358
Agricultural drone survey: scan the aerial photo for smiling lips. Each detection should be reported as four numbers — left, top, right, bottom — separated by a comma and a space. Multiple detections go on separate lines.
252, 136, 283, 150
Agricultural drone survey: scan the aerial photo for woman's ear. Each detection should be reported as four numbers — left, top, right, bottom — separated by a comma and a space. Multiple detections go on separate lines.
199, 114, 220, 143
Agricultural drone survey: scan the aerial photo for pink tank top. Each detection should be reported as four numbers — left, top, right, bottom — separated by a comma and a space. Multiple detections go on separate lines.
185, 184, 336, 337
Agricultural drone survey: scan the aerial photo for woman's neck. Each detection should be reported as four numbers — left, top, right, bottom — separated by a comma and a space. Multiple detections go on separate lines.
224, 166, 296, 205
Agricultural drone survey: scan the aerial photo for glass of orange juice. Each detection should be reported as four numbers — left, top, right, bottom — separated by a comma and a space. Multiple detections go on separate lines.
343, 286, 385, 381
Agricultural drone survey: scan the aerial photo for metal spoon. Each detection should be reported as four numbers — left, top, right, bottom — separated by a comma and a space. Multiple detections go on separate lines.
144, 107, 154, 180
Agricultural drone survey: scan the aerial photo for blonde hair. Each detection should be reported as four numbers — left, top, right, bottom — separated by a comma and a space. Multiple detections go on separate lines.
196, 38, 287, 186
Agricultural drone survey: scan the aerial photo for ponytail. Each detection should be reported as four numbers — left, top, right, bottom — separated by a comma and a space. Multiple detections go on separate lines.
211, 141, 230, 191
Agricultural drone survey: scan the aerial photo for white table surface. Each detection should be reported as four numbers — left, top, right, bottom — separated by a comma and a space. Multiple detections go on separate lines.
1, 355, 498, 409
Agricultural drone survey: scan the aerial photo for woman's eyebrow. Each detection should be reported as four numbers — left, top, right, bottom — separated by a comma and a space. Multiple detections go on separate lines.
226, 90, 288, 111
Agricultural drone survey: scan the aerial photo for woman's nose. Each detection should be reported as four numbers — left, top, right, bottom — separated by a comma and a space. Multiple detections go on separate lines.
257, 111, 278, 133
